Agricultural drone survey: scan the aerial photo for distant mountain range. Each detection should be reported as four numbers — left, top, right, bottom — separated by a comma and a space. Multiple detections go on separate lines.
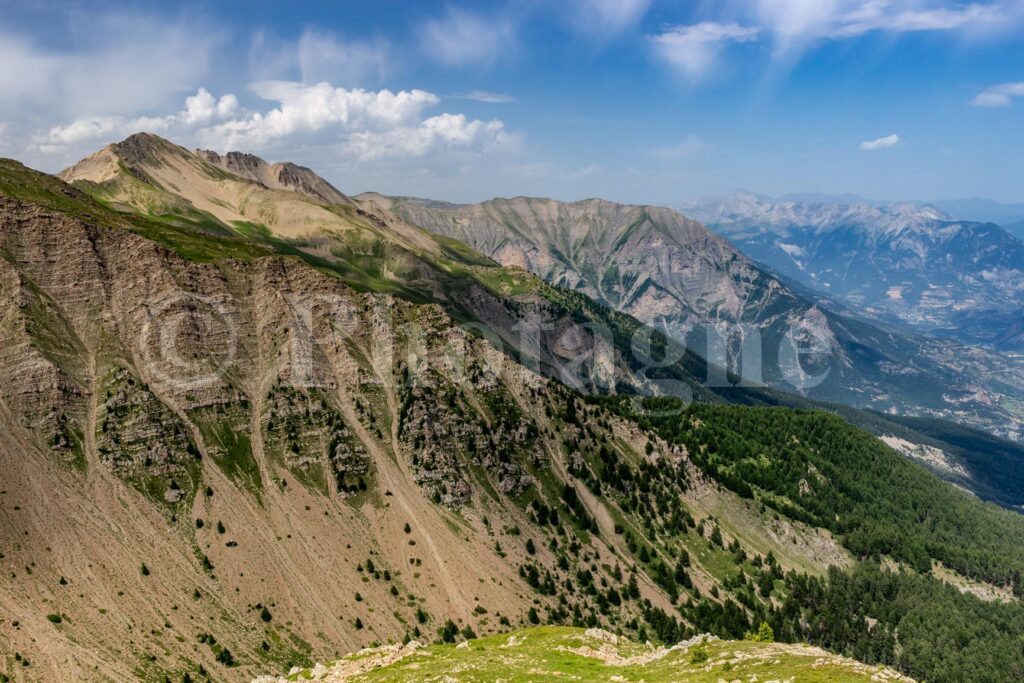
928, 197, 1024, 227
682, 191, 1024, 353
372, 193, 1024, 440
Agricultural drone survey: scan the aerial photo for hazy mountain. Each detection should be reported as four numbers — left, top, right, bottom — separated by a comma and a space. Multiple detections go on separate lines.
1005, 219, 1024, 241
369, 193, 1024, 440
929, 197, 1024, 226
684, 191, 1024, 352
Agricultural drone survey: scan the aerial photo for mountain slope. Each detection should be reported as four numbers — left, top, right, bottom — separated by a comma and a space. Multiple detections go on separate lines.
0, 156, 852, 681
368, 193, 1024, 440
4, 143, 1024, 683
685, 191, 1024, 352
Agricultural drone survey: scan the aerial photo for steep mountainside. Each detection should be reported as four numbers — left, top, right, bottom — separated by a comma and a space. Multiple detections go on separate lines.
367, 193, 1024, 440
685, 191, 1024, 352
4, 141, 1024, 683
58, 135, 1024, 500
2, 159, 830, 680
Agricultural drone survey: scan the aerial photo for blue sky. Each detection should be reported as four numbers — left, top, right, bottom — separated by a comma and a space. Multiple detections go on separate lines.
1, 0, 1022, 204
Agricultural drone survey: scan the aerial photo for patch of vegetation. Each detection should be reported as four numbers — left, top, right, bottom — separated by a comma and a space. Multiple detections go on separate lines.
612, 400, 1024, 587
189, 403, 263, 496
282, 627, 901, 682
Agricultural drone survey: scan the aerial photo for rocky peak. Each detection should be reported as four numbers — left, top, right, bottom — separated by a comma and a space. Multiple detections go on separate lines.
195, 147, 350, 205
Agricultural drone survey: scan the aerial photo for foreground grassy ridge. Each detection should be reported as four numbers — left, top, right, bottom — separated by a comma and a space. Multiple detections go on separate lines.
274, 627, 911, 682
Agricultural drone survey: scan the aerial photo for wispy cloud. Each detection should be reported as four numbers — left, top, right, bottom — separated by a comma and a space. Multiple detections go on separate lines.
752, 0, 1012, 55
0, 13, 221, 120
418, 7, 518, 67
648, 135, 712, 159
567, 0, 652, 36
859, 133, 900, 151
649, 22, 760, 81
297, 29, 391, 85
971, 82, 1024, 107
453, 90, 517, 104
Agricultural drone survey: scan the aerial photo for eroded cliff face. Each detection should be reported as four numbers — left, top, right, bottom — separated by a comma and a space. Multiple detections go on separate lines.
0, 196, 556, 680
366, 195, 786, 340
0, 178, 848, 681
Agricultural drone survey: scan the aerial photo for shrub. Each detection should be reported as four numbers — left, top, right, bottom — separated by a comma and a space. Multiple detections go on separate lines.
215, 647, 235, 666
745, 622, 774, 643
689, 638, 709, 664
438, 619, 458, 643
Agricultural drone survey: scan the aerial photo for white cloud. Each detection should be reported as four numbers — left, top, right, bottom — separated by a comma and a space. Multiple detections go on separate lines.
752, 0, 1011, 54
648, 135, 712, 159
36, 88, 240, 151
197, 82, 438, 149
454, 91, 517, 103
418, 7, 518, 67
971, 82, 1024, 107
194, 81, 517, 162
859, 133, 900, 151
568, 0, 652, 35
245, 28, 391, 87
649, 22, 760, 81
297, 29, 390, 85
183, 88, 239, 125
0, 14, 220, 120
344, 113, 516, 161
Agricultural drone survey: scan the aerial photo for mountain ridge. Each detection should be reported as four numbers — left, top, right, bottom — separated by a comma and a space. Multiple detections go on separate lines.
686, 190, 1024, 353
370, 191, 1024, 440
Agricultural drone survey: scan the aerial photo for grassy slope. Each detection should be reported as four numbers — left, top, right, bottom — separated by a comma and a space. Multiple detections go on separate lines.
274, 627, 910, 682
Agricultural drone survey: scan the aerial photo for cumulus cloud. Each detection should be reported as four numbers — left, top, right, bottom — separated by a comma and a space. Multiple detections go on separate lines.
36, 88, 239, 151
859, 133, 900, 151
344, 113, 514, 161
649, 22, 760, 81
183, 89, 239, 125
418, 7, 518, 67
567, 0, 652, 35
971, 82, 1024, 107
194, 81, 517, 161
